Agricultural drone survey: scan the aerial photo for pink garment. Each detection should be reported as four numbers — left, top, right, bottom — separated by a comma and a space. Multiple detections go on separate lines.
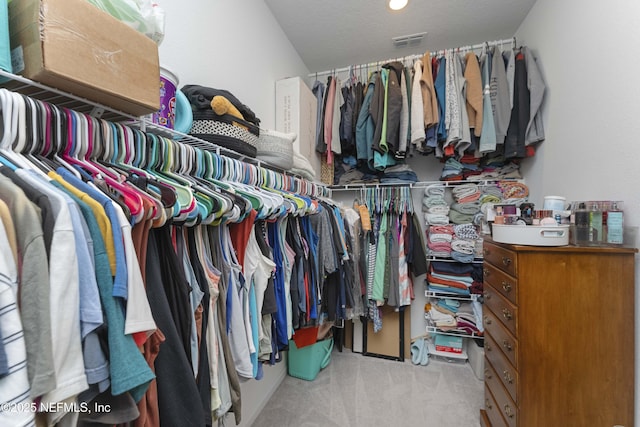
427, 240, 451, 252
458, 192, 481, 203
429, 225, 454, 235
323, 77, 336, 164
398, 212, 412, 306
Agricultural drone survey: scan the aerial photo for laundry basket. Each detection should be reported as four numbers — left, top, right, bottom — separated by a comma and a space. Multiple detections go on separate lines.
287, 338, 333, 381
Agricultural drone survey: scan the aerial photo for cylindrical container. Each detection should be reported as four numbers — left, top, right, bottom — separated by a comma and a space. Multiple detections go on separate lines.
574, 203, 590, 245
606, 202, 624, 244
152, 66, 179, 129
543, 196, 567, 212
589, 202, 603, 243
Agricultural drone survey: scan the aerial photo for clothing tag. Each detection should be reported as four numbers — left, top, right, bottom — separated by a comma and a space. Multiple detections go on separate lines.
11, 46, 24, 74
358, 205, 371, 231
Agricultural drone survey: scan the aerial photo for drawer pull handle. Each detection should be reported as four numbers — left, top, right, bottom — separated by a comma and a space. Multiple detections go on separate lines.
483, 248, 490, 256
504, 404, 514, 418
502, 308, 513, 321
502, 257, 512, 266
484, 269, 490, 277
503, 370, 514, 384
485, 342, 492, 352
484, 369, 492, 380
502, 340, 513, 351
485, 399, 492, 410
484, 291, 491, 300
502, 282, 512, 293
484, 316, 492, 326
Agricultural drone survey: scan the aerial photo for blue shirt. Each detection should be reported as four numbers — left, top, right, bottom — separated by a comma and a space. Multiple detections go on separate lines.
53, 178, 153, 400
57, 169, 128, 300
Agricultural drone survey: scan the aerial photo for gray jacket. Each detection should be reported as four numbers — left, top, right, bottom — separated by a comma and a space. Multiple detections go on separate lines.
523, 46, 546, 144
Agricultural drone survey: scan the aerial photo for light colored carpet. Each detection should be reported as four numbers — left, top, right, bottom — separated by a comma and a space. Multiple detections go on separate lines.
252, 349, 484, 427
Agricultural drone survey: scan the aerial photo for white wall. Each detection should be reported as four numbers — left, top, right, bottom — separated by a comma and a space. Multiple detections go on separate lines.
157, 0, 309, 129
157, 1, 309, 426
515, 0, 640, 423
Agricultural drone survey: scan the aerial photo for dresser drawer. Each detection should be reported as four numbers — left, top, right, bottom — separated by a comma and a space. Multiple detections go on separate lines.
483, 308, 518, 369
485, 332, 518, 404
484, 285, 518, 337
484, 385, 508, 427
483, 242, 517, 277
483, 263, 518, 305
484, 356, 507, 408
484, 361, 518, 427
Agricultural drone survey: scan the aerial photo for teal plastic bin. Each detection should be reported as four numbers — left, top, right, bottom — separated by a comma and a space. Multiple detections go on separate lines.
287, 338, 333, 381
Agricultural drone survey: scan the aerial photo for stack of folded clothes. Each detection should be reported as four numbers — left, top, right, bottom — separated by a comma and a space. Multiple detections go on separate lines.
426, 261, 474, 296
451, 224, 480, 263
427, 225, 454, 257
422, 185, 450, 226
450, 184, 482, 224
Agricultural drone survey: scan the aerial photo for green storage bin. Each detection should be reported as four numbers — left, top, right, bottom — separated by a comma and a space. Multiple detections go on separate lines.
287, 337, 333, 381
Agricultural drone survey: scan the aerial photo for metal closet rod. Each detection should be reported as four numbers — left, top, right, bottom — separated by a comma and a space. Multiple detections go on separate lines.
309, 37, 516, 79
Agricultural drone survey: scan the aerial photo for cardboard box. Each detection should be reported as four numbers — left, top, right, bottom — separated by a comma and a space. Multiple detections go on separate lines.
8, 0, 159, 116
434, 334, 463, 354
275, 77, 320, 179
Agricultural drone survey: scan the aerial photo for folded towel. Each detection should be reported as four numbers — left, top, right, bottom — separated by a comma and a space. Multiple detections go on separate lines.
450, 202, 481, 214
451, 251, 475, 263
428, 240, 451, 253
429, 225, 455, 235
427, 284, 471, 296
433, 303, 456, 317
428, 307, 456, 327
453, 224, 479, 240
452, 184, 480, 201
429, 250, 452, 258
428, 205, 450, 215
425, 213, 450, 225
425, 185, 446, 197
429, 233, 453, 243
448, 211, 475, 225
451, 239, 476, 254
422, 195, 448, 210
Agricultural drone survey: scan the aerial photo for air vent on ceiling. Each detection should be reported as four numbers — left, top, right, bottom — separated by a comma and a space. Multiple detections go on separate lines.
392, 32, 426, 48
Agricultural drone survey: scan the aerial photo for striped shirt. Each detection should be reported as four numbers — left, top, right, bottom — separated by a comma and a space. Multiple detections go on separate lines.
0, 218, 36, 427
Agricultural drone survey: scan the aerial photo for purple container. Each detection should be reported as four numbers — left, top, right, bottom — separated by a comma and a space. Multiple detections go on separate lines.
152, 66, 178, 129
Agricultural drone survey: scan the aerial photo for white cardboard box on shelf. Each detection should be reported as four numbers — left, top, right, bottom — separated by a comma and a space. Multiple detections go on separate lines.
275, 77, 320, 179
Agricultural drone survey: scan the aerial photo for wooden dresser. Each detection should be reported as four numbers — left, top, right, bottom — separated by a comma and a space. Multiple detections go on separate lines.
479, 238, 636, 427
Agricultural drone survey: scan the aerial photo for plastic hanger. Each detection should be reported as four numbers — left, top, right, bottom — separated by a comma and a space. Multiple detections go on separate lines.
144, 133, 196, 220
57, 108, 144, 219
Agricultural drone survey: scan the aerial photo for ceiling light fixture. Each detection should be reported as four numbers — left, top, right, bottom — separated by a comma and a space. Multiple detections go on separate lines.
389, 0, 408, 11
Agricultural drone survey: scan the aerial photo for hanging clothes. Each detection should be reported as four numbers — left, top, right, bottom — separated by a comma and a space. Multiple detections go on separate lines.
505, 49, 529, 159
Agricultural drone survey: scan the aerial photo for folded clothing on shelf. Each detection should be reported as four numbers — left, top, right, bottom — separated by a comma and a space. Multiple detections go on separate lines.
184, 84, 261, 158
256, 129, 295, 170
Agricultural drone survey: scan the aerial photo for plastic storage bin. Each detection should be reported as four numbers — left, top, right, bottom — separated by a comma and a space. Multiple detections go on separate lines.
287, 338, 333, 381
492, 224, 569, 246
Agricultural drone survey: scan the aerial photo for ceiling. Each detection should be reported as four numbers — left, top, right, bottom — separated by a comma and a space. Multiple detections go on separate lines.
264, 0, 538, 74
